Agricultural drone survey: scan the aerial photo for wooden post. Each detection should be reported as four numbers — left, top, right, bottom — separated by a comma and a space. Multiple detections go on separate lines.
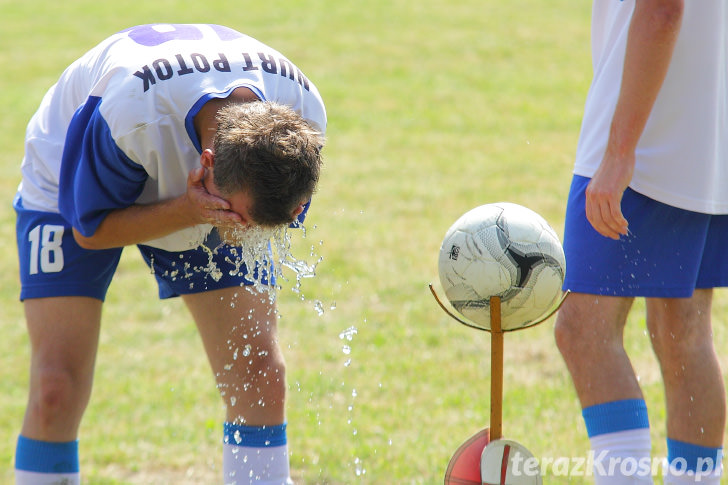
489, 296, 503, 441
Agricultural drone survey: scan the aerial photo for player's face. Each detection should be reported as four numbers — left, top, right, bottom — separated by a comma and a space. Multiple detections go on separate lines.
199, 148, 257, 227
207, 183, 259, 245
220, 189, 256, 227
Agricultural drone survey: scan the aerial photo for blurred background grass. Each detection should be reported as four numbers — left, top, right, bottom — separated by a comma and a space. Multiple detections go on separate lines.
1, 1, 726, 483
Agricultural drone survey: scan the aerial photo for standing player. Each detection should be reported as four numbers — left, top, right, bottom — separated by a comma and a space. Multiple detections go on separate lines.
555, 1, 726, 484
14, 24, 326, 484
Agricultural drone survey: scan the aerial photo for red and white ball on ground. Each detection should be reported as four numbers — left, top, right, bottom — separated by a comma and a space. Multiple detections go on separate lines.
438, 202, 566, 331
480, 439, 542, 485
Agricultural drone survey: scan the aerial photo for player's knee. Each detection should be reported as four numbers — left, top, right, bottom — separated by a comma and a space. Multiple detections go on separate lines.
554, 312, 608, 366
221, 346, 287, 416
648, 306, 712, 361
29, 369, 81, 427
229, 345, 286, 390
254, 347, 286, 384
649, 322, 713, 364
554, 311, 584, 361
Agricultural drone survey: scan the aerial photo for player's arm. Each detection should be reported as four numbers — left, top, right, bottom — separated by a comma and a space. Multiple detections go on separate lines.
60, 97, 244, 250
585, 0, 684, 240
72, 166, 243, 250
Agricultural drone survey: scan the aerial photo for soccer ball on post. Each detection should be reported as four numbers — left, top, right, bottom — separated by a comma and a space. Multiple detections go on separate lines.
437, 202, 566, 331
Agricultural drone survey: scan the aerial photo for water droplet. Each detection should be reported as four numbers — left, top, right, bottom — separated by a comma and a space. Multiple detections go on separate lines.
339, 326, 358, 341
354, 457, 364, 476
313, 300, 324, 316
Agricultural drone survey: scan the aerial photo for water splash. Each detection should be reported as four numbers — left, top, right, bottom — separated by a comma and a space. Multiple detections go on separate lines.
339, 326, 358, 342
313, 300, 325, 316
354, 457, 365, 477
189, 224, 325, 299
339, 326, 358, 366
336, 324, 366, 478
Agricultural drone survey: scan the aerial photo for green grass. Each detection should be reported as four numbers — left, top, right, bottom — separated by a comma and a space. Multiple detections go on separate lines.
1, 1, 727, 483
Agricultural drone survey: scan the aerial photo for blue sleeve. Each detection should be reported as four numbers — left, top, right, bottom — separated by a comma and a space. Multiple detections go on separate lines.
58, 96, 149, 237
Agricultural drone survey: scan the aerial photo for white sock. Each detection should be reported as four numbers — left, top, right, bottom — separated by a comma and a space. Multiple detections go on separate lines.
15, 470, 80, 485
223, 442, 292, 485
589, 428, 654, 484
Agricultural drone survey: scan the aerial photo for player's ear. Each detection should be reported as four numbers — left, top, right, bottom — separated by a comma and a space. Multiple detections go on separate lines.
200, 149, 215, 169
291, 204, 305, 218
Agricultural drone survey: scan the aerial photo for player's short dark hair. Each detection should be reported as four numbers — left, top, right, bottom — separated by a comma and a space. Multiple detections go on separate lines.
213, 101, 324, 226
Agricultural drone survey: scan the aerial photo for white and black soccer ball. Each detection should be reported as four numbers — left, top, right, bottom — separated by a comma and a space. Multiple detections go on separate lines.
437, 202, 566, 331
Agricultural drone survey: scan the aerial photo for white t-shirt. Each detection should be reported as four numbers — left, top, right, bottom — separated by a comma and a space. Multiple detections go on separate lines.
574, 1, 728, 214
20, 24, 327, 251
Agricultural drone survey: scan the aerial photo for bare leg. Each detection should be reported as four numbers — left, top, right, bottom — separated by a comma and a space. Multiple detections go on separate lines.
184, 286, 291, 484
555, 292, 655, 483
555, 292, 641, 407
21, 297, 102, 441
183, 286, 286, 425
646, 289, 725, 447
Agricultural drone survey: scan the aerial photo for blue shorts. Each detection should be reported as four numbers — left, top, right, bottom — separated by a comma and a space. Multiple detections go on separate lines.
562, 175, 728, 297
15, 196, 270, 301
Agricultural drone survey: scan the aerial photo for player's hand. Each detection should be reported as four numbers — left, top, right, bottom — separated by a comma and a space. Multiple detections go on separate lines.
585, 153, 634, 240
185, 167, 243, 227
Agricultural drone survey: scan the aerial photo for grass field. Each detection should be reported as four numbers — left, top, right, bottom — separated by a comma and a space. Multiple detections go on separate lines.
1, 1, 727, 483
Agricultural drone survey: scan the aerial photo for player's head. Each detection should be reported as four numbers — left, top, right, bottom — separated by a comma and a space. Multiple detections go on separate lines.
212, 101, 324, 227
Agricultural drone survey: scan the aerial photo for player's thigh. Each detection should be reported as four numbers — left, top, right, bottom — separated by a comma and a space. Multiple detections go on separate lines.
556, 291, 634, 344
24, 296, 103, 398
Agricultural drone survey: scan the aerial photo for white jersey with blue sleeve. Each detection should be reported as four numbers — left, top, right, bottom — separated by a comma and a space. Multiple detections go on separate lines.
19, 24, 327, 251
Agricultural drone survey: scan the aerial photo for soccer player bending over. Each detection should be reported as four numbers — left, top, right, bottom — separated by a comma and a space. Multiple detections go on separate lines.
14, 23, 326, 485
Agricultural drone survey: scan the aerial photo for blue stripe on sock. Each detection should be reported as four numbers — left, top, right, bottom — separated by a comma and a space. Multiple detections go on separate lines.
15, 436, 79, 473
667, 438, 723, 473
223, 422, 287, 447
582, 399, 650, 438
